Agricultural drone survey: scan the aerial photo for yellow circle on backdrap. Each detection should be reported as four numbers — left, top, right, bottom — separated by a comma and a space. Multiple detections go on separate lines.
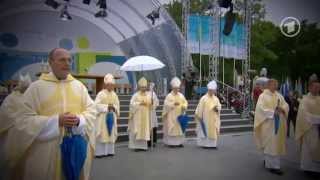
77, 36, 90, 49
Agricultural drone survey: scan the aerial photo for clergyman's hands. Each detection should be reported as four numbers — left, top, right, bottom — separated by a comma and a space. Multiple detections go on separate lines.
59, 112, 79, 128
213, 106, 219, 112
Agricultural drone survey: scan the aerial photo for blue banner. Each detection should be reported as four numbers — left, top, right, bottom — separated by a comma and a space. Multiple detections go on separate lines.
187, 15, 246, 60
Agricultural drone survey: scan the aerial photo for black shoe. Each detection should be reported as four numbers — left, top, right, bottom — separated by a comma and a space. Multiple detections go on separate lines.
178, 144, 184, 148
95, 155, 104, 159
167, 145, 179, 148
202, 146, 217, 150
106, 154, 114, 157
134, 149, 147, 152
268, 168, 284, 176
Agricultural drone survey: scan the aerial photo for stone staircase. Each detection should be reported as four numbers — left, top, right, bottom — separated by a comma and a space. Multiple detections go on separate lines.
115, 94, 253, 142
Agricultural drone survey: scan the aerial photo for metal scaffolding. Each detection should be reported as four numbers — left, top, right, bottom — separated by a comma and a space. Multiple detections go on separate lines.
181, 0, 252, 117
181, 0, 191, 75
241, 0, 252, 117
208, 0, 221, 81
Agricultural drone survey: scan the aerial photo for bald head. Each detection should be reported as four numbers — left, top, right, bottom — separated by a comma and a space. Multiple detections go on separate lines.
48, 48, 72, 80
49, 48, 70, 61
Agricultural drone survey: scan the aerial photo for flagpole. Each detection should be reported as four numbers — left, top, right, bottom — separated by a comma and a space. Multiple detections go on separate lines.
150, 86, 154, 150
222, 57, 225, 85
199, 15, 202, 87
233, 58, 236, 86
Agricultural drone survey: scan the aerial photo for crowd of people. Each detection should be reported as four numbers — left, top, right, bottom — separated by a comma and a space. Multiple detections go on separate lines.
0, 48, 222, 179
0, 48, 319, 179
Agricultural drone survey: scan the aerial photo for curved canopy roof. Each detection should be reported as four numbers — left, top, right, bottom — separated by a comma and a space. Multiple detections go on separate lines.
0, 0, 189, 84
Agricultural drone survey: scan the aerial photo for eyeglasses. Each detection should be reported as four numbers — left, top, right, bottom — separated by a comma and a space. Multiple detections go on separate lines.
56, 57, 73, 64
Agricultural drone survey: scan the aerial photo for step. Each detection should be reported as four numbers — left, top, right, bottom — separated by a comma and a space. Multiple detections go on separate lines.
116, 114, 241, 124
119, 108, 234, 117
115, 119, 251, 132
119, 104, 199, 111
118, 108, 234, 116
118, 95, 133, 100
115, 124, 253, 142
118, 99, 201, 104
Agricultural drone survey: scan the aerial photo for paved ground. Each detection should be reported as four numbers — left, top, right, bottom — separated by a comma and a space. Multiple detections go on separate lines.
91, 133, 318, 180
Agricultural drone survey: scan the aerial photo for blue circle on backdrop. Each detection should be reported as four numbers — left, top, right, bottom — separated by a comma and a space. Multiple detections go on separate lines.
59, 38, 73, 50
0, 33, 18, 48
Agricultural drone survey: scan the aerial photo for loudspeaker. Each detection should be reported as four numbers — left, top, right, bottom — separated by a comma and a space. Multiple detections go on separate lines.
83, 0, 91, 5
218, 0, 232, 8
223, 11, 236, 36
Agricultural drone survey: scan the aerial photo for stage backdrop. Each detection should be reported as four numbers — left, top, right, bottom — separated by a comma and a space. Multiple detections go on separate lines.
187, 15, 247, 60
0, 51, 134, 87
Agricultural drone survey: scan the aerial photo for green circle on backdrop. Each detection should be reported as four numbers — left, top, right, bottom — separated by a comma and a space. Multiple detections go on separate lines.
77, 36, 90, 49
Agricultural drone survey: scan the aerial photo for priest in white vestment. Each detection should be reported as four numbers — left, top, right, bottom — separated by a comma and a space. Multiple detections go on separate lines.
195, 80, 221, 148
3, 48, 96, 180
94, 74, 120, 157
296, 79, 320, 175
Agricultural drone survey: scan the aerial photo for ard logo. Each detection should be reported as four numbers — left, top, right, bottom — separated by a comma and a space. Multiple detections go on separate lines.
280, 17, 301, 38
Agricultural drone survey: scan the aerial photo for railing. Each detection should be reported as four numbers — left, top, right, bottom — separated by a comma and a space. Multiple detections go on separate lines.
215, 80, 247, 115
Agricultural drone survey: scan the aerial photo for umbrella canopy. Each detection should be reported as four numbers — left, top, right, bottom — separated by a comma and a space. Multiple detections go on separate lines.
177, 114, 191, 133
274, 99, 281, 135
120, 55, 165, 72
106, 112, 114, 136
200, 120, 207, 137
61, 128, 87, 180
274, 113, 280, 135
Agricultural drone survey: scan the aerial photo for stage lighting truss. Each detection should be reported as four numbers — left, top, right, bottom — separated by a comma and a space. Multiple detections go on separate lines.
146, 8, 160, 25
60, 4, 72, 21
45, 0, 61, 9
95, 0, 108, 18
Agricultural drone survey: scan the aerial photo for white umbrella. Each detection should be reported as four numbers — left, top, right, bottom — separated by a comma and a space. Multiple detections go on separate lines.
120, 55, 164, 150
120, 55, 165, 71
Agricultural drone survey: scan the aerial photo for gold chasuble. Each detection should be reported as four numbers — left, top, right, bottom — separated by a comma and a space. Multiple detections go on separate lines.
0, 91, 25, 135
296, 93, 320, 161
195, 94, 221, 140
254, 89, 289, 156
95, 90, 120, 143
4, 72, 96, 180
162, 92, 188, 137
0, 91, 25, 173
128, 91, 152, 141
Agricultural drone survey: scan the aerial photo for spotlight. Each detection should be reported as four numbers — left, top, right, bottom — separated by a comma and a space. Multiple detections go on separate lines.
83, 0, 91, 5
146, 8, 160, 25
223, 11, 235, 36
95, 0, 107, 18
95, 9, 107, 18
97, 0, 107, 9
60, 5, 72, 21
219, 0, 235, 36
218, 0, 232, 9
203, 2, 214, 15
45, 0, 60, 9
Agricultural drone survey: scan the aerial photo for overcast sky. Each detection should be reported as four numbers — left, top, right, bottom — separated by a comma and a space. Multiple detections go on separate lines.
159, 0, 320, 25
264, 0, 320, 25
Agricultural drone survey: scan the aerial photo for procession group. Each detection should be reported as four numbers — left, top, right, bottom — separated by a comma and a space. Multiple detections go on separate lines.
0, 48, 319, 179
